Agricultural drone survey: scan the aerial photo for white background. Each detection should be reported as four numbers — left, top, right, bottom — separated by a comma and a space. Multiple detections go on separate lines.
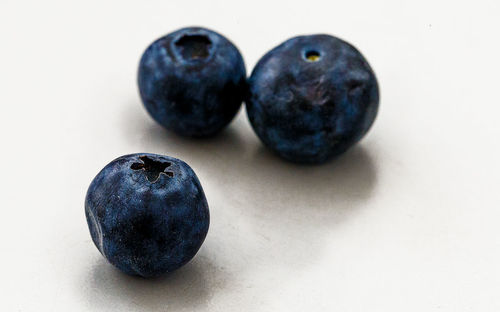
1, 0, 499, 311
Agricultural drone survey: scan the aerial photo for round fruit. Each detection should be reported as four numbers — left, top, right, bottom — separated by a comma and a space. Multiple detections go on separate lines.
246, 34, 379, 163
138, 27, 246, 137
85, 153, 209, 277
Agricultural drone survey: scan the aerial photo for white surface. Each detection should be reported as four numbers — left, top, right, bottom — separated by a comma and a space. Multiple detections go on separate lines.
1, 0, 500, 311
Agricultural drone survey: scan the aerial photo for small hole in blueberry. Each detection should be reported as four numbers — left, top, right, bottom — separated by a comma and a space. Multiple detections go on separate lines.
304, 50, 321, 62
175, 34, 212, 60
131, 156, 174, 183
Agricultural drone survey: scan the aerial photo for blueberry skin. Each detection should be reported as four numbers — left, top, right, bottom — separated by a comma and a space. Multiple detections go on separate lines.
85, 153, 209, 277
246, 34, 379, 163
138, 27, 246, 137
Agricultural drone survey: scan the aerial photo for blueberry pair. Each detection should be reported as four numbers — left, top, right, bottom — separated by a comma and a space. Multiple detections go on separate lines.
138, 27, 379, 163
86, 27, 379, 278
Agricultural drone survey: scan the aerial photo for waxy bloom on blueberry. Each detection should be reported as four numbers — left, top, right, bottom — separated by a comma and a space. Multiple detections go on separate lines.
246, 34, 379, 163
85, 153, 210, 277
138, 27, 247, 137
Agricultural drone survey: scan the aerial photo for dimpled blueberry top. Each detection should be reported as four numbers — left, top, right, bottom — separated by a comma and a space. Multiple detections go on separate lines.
246, 34, 379, 163
138, 27, 246, 137
85, 153, 209, 277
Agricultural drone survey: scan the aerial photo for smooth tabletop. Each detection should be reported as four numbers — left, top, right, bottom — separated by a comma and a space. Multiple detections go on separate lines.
1, 0, 499, 311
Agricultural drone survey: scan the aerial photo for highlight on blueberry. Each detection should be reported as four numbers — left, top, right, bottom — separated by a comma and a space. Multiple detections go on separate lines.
85, 153, 210, 277
138, 27, 247, 137
246, 34, 379, 163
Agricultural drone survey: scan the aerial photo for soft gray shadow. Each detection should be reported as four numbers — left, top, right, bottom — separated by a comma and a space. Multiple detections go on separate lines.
120, 100, 249, 172
118, 99, 379, 282
123, 98, 378, 234
84, 252, 228, 311
249, 144, 377, 207
229, 144, 378, 268
121, 101, 377, 204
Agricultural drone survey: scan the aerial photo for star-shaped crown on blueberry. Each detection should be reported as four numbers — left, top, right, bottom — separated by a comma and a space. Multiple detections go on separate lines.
131, 155, 174, 183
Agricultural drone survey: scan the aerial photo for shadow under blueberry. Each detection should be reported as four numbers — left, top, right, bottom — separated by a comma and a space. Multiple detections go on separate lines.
84, 252, 227, 311
234, 143, 378, 267
119, 99, 249, 176
123, 99, 378, 262
250, 143, 377, 205
113, 100, 378, 308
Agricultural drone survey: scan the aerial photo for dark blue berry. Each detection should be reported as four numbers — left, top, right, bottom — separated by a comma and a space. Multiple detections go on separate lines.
138, 27, 246, 137
85, 153, 209, 277
246, 34, 379, 163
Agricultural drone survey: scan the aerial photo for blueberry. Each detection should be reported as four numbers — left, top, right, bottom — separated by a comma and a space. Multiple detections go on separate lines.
85, 153, 209, 277
138, 27, 246, 137
246, 34, 379, 163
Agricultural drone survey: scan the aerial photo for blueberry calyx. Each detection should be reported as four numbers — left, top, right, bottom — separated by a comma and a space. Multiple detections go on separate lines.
131, 155, 174, 182
304, 50, 321, 62
174, 33, 212, 61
